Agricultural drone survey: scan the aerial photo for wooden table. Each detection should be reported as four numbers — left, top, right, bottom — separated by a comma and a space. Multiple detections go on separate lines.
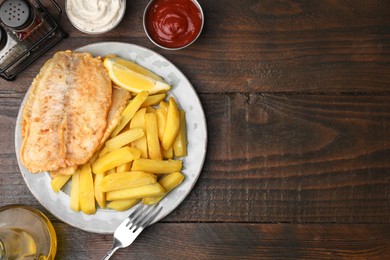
1, 0, 389, 259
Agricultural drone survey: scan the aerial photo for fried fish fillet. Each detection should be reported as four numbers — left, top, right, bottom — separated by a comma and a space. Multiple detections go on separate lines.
21, 51, 112, 173
48, 86, 131, 177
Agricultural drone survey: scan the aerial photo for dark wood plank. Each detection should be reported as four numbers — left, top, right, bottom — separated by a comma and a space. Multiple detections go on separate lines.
0, 0, 389, 93
183, 0, 390, 93
1, 1, 389, 258
2, 93, 389, 223
52, 223, 390, 259
178, 93, 390, 223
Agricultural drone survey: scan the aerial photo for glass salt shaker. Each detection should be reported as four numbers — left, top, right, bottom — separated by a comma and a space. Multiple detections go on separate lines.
0, 0, 52, 45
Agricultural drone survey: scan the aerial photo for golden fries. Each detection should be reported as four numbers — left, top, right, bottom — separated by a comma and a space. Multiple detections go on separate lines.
116, 162, 132, 172
143, 172, 185, 205
145, 113, 162, 160
92, 147, 141, 174
94, 173, 106, 209
79, 164, 96, 215
162, 146, 174, 159
173, 110, 187, 157
111, 91, 149, 137
141, 93, 167, 108
162, 97, 180, 150
50, 174, 71, 193
105, 127, 144, 151
155, 107, 167, 142
130, 108, 148, 158
106, 183, 166, 201
132, 158, 182, 174
100, 171, 157, 192
70, 169, 80, 211
107, 199, 140, 211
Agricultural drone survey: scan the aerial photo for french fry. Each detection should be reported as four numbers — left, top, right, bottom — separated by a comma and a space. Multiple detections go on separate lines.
107, 199, 140, 211
105, 127, 144, 151
143, 172, 185, 205
51, 174, 71, 193
130, 108, 148, 158
92, 147, 141, 174
130, 108, 146, 128
155, 107, 174, 158
155, 107, 167, 142
94, 173, 106, 208
100, 171, 157, 192
141, 93, 167, 108
162, 97, 180, 150
116, 162, 132, 172
173, 110, 187, 157
132, 158, 182, 174
131, 136, 148, 158
145, 112, 162, 160
111, 91, 149, 137
106, 183, 166, 201
162, 146, 173, 159
70, 169, 80, 212
159, 100, 168, 111
160, 172, 185, 191
79, 163, 96, 215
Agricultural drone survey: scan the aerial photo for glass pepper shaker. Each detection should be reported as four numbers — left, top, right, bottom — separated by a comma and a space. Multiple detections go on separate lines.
0, 0, 51, 44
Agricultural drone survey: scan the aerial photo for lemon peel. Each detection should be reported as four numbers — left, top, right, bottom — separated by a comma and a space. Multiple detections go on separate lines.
104, 57, 170, 94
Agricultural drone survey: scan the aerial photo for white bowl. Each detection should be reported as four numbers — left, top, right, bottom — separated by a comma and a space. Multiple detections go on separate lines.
65, 0, 126, 34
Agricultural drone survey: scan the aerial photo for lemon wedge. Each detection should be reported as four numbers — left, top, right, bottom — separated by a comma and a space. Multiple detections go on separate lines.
104, 57, 171, 94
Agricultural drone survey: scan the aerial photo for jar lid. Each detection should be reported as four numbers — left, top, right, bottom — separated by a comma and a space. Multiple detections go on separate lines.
0, 0, 33, 31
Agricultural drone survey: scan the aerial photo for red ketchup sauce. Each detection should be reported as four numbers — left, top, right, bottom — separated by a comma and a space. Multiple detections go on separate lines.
145, 0, 203, 48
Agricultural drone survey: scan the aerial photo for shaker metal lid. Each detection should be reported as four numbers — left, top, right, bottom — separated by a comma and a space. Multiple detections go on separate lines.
0, 0, 33, 30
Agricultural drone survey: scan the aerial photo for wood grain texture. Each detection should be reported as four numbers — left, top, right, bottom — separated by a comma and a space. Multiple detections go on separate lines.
51, 223, 390, 259
0, 0, 389, 93
1, 0, 390, 259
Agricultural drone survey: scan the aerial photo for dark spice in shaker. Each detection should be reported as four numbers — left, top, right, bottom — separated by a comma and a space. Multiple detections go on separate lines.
0, 0, 52, 43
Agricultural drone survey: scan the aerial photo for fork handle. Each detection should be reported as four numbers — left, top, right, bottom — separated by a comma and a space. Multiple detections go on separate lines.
102, 245, 119, 260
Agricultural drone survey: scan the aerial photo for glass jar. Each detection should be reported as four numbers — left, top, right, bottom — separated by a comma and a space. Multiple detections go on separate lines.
0, 205, 57, 260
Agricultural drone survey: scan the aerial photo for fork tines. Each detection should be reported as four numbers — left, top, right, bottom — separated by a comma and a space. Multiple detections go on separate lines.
126, 204, 163, 231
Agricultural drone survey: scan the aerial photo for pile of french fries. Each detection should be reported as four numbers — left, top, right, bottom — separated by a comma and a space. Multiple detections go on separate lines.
50, 91, 187, 215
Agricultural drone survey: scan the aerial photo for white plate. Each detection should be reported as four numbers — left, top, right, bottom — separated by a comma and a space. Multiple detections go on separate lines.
15, 42, 207, 234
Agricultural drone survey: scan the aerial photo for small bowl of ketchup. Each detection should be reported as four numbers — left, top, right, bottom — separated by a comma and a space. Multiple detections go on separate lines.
143, 0, 204, 50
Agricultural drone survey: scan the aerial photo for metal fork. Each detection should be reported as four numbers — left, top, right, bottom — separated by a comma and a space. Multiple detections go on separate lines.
102, 204, 163, 260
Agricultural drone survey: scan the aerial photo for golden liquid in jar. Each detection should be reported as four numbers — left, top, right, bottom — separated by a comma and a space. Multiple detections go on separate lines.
0, 205, 56, 260
0, 227, 38, 259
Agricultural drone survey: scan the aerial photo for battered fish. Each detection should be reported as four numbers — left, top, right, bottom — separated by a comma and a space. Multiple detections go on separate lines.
21, 51, 112, 173
48, 86, 131, 177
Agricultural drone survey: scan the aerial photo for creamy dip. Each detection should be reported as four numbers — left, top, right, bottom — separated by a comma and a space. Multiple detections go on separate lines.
66, 0, 125, 33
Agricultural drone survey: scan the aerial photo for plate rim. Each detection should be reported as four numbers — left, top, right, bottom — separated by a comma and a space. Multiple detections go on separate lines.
14, 42, 208, 234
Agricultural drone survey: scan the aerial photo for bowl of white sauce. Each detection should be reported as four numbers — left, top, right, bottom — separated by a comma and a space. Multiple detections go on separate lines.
66, 0, 126, 34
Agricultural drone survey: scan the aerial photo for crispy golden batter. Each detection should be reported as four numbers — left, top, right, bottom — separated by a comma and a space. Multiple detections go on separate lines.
99, 86, 132, 147
48, 87, 131, 177
50, 165, 78, 178
21, 51, 112, 173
